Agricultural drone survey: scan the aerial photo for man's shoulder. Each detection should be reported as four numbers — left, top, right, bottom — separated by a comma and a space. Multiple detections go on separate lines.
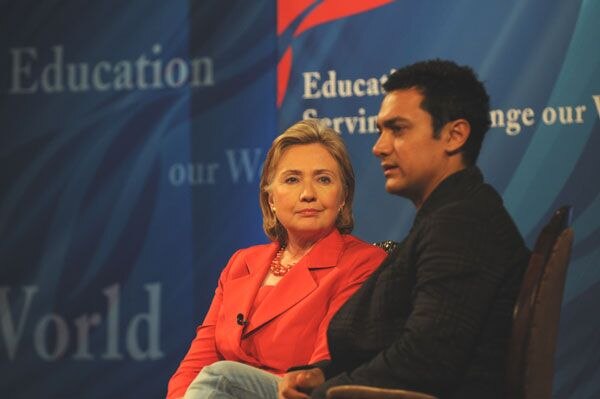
432, 181, 504, 221
417, 181, 526, 251
414, 181, 522, 245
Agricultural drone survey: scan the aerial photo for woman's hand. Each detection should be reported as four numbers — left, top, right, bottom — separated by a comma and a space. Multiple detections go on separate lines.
278, 368, 325, 399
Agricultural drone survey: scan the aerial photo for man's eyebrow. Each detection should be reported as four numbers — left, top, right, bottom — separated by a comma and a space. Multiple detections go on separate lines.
377, 116, 409, 129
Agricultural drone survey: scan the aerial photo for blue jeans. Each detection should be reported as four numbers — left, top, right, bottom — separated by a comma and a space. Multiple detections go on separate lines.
183, 360, 281, 399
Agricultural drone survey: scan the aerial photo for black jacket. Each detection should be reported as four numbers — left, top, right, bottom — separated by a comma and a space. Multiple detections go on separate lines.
309, 167, 530, 399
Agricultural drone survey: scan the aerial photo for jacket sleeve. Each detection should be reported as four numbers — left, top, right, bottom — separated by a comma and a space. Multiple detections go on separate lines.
307, 245, 387, 364
166, 250, 242, 399
312, 213, 510, 398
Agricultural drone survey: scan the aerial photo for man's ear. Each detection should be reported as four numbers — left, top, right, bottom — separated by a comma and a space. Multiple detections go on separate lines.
444, 119, 470, 154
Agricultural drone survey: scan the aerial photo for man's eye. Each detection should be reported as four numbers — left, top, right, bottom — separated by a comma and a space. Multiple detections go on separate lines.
392, 126, 405, 134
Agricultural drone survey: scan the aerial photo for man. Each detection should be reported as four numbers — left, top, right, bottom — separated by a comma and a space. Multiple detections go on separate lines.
180, 59, 529, 399
279, 59, 530, 398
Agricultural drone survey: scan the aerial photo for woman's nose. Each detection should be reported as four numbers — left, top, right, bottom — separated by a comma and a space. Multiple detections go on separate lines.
300, 182, 316, 201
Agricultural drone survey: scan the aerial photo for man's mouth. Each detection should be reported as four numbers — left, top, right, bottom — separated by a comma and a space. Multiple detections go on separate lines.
381, 163, 398, 176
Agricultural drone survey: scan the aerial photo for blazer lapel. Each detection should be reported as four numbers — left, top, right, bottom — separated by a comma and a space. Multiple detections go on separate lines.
221, 243, 277, 346
243, 230, 344, 335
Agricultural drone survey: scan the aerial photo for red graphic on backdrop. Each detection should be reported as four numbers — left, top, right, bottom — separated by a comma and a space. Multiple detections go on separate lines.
276, 0, 394, 107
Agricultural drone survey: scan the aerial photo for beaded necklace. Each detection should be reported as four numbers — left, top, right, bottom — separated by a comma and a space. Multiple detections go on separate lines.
269, 246, 297, 276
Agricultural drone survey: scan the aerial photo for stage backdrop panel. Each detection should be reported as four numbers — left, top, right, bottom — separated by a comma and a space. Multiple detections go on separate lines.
276, 1, 599, 398
1, 1, 599, 398
1, 1, 276, 398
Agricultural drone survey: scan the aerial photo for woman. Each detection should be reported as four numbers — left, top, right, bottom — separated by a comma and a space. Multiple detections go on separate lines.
166, 119, 386, 398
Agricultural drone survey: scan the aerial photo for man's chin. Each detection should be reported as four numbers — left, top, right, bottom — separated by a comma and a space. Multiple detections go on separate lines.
384, 180, 405, 196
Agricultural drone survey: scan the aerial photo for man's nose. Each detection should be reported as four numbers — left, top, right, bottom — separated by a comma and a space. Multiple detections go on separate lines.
372, 132, 390, 158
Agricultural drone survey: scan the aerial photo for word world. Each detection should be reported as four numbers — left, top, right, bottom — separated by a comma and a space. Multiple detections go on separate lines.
0, 283, 163, 361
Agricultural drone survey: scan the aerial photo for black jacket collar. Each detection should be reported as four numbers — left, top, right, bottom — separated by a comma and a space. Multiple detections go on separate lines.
413, 166, 484, 227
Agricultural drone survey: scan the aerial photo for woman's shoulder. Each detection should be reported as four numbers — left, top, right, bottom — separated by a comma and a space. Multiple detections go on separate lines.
341, 234, 387, 257
333, 235, 387, 279
230, 241, 277, 258
219, 242, 276, 278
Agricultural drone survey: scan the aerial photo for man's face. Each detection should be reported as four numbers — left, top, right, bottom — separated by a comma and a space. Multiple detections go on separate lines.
373, 88, 451, 207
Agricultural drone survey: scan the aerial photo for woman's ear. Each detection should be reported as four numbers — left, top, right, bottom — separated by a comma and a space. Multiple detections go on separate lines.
268, 194, 275, 211
444, 119, 471, 154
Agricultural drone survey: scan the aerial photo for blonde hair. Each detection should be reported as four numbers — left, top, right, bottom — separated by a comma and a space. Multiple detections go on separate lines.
259, 119, 355, 243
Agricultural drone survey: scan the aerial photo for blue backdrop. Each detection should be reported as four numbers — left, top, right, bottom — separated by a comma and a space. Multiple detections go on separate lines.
1, 1, 598, 398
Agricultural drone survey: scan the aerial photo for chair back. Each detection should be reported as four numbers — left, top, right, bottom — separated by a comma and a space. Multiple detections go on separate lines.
506, 206, 574, 399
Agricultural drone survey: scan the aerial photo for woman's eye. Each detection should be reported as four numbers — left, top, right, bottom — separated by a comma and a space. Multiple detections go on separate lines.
317, 176, 332, 184
284, 176, 299, 184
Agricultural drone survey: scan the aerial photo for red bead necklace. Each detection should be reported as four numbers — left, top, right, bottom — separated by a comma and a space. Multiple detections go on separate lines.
269, 246, 296, 276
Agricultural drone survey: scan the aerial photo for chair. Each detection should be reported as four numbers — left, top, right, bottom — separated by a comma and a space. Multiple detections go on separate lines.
506, 205, 573, 399
327, 206, 574, 399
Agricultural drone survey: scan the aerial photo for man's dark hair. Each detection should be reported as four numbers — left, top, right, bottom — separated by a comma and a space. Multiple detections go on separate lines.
383, 59, 491, 165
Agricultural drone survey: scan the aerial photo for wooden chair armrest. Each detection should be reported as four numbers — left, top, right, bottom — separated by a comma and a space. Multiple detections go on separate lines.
326, 385, 438, 399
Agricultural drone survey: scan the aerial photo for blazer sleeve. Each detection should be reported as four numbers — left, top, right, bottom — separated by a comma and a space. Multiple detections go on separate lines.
308, 245, 387, 364
312, 213, 511, 398
166, 250, 242, 399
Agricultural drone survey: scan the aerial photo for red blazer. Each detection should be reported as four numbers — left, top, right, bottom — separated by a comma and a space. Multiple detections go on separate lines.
166, 230, 386, 398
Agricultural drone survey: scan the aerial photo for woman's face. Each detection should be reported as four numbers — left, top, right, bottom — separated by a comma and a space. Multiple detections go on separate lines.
269, 143, 345, 244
